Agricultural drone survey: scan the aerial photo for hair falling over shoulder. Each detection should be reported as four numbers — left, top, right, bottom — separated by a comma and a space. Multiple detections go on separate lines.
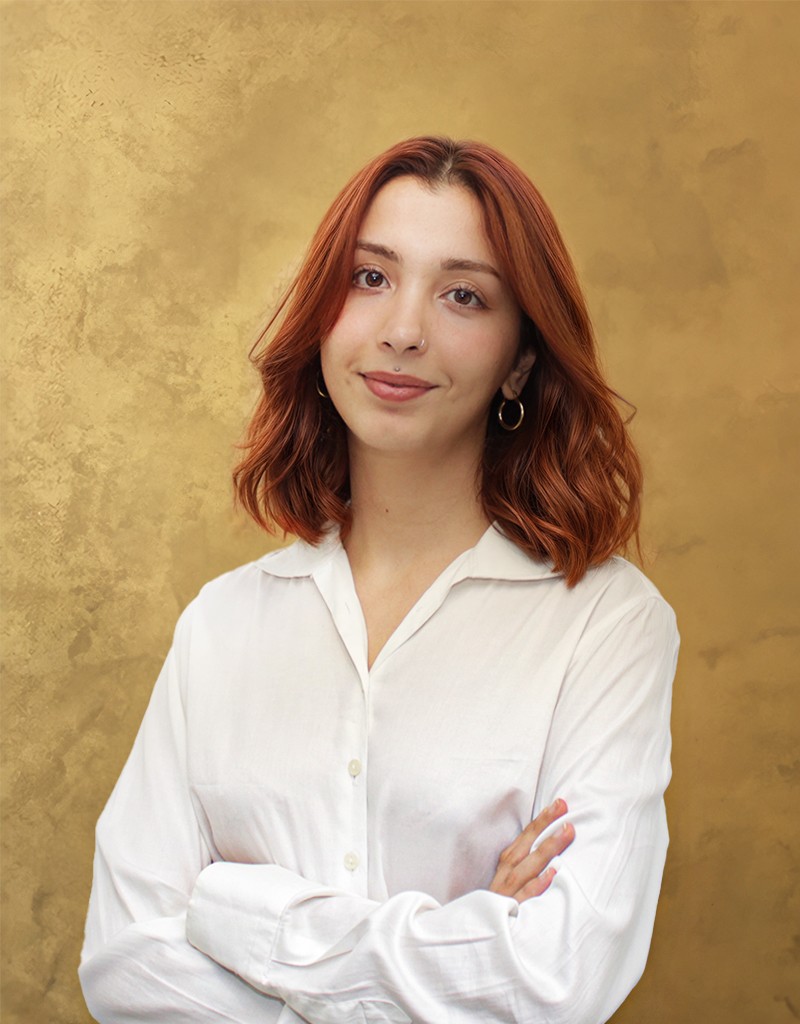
233, 136, 642, 586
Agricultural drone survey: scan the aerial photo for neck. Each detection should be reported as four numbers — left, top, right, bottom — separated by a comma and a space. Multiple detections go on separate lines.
344, 442, 491, 573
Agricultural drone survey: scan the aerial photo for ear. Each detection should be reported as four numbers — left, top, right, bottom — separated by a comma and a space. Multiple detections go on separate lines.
501, 348, 536, 399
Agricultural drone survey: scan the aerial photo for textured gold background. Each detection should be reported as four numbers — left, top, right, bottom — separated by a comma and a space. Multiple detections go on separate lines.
2, 2, 798, 1022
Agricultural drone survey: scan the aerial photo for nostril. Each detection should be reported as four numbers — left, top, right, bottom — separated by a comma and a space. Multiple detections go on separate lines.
379, 331, 426, 353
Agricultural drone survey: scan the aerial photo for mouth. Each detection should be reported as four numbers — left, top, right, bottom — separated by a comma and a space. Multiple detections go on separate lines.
360, 371, 436, 403
362, 371, 435, 387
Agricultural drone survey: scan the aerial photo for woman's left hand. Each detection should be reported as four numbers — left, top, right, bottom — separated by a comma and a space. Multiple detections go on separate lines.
488, 799, 574, 903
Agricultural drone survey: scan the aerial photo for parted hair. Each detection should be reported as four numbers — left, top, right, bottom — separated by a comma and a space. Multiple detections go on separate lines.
233, 136, 642, 585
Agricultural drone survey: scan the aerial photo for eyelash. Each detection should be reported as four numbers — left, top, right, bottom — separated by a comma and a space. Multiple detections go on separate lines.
352, 266, 487, 310
445, 286, 486, 310
352, 266, 387, 289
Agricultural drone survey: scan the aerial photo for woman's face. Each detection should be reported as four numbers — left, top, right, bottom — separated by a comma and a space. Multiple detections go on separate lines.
320, 176, 534, 464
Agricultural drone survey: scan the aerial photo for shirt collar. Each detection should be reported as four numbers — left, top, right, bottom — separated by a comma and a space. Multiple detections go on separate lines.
255, 529, 340, 578
256, 523, 558, 583
455, 524, 558, 582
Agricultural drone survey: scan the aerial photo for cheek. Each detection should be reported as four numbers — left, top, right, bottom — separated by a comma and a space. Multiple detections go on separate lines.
319, 340, 333, 375
321, 306, 370, 368
319, 324, 346, 374
319, 329, 358, 407
493, 321, 525, 379
457, 325, 521, 390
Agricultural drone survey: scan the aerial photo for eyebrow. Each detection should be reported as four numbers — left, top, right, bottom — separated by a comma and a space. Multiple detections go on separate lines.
356, 241, 400, 263
355, 240, 501, 280
441, 257, 501, 279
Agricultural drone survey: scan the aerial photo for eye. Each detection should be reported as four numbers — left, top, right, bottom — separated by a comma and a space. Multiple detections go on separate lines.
353, 267, 387, 289
445, 286, 485, 309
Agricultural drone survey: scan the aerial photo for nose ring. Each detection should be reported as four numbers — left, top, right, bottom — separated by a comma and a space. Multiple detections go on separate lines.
418, 338, 426, 351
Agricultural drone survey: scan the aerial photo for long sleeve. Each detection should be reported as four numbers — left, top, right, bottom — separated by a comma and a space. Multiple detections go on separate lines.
186, 594, 679, 1024
79, 609, 291, 1024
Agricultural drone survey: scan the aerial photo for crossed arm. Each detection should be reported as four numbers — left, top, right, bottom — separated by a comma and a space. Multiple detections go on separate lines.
81, 739, 571, 1024
80, 595, 677, 1024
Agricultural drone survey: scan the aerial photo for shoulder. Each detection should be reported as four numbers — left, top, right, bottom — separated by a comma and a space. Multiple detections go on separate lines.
581, 555, 671, 608
573, 556, 679, 652
482, 526, 672, 614
175, 539, 322, 637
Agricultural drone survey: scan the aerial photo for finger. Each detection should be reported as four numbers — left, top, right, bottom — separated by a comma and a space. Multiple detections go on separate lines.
498, 799, 568, 868
503, 822, 575, 894
515, 867, 557, 903
520, 822, 575, 881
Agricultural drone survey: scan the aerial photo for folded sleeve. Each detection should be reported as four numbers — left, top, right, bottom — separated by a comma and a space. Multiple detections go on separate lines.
186, 594, 679, 1024
78, 607, 292, 1024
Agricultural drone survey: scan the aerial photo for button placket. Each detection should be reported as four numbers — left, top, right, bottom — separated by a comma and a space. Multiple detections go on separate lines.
345, 750, 367, 885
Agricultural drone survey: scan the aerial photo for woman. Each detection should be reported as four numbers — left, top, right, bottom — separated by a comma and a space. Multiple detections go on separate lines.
80, 136, 678, 1024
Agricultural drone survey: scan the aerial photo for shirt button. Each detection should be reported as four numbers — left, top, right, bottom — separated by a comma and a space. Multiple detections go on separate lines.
348, 758, 362, 777
344, 852, 359, 871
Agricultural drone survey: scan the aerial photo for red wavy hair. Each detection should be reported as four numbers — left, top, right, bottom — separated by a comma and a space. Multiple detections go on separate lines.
233, 136, 641, 585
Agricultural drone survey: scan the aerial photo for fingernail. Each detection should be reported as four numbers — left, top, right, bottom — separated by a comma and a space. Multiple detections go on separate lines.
551, 798, 563, 812
562, 823, 572, 835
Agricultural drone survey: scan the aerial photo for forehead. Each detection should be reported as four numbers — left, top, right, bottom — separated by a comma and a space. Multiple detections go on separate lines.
359, 177, 493, 260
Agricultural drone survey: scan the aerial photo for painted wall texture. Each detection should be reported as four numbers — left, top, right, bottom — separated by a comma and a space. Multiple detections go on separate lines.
2, 2, 798, 1022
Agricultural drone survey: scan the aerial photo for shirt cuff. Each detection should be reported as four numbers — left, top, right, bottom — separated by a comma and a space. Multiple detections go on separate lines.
187, 861, 329, 991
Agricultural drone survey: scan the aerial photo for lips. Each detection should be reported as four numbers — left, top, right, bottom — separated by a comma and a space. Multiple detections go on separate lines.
363, 371, 434, 388
361, 371, 436, 403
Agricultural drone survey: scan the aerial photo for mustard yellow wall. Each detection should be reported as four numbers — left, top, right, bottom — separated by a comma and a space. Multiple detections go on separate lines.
2, 2, 798, 1021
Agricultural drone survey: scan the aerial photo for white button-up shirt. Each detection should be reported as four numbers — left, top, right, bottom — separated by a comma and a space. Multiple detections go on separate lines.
80, 524, 678, 1024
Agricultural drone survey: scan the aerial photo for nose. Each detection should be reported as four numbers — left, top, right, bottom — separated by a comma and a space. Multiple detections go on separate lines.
378, 291, 427, 356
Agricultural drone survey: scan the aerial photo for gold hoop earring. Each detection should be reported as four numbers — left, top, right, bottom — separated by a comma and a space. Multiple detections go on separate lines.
498, 396, 524, 431
316, 372, 329, 399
